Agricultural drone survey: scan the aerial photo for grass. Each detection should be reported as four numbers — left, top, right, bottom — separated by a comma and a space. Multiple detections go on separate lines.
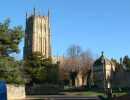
83, 91, 128, 96
63, 87, 129, 100
83, 91, 104, 96
113, 92, 128, 97
63, 90, 128, 97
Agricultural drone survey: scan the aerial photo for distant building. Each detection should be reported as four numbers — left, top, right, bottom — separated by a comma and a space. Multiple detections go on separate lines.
24, 9, 51, 59
73, 70, 88, 87
93, 52, 115, 89
93, 52, 130, 91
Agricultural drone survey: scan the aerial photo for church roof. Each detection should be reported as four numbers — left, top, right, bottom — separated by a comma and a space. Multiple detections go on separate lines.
93, 52, 112, 67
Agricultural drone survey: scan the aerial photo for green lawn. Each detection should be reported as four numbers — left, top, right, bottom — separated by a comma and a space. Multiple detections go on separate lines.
83, 91, 128, 97
63, 87, 129, 98
83, 91, 104, 96
113, 92, 128, 97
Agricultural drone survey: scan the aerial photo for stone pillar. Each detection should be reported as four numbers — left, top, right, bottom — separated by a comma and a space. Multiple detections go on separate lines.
7, 84, 25, 99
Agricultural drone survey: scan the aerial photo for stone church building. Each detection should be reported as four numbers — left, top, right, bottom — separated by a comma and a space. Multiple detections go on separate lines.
24, 8, 51, 59
93, 52, 130, 90
93, 52, 115, 89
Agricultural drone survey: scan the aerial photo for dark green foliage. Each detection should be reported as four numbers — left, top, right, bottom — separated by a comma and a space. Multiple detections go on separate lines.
0, 57, 25, 84
0, 19, 24, 84
46, 63, 59, 84
24, 52, 47, 83
0, 19, 23, 56
24, 52, 59, 84
123, 55, 130, 70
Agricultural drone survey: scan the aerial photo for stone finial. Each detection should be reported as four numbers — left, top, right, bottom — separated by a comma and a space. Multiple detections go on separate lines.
33, 7, 36, 16
25, 12, 28, 26
48, 9, 50, 27
48, 9, 51, 25
26, 12, 28, 19
48, 9, 50, 18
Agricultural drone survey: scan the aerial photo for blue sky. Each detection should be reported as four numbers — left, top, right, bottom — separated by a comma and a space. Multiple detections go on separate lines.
0, 0, 130, 60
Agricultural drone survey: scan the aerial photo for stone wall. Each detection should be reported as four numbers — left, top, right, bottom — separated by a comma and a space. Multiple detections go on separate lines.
112, 70, 130, 88
7, 84, 25, 100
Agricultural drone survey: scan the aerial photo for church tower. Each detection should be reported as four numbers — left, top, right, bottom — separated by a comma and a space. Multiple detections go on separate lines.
24, 9, 51, 58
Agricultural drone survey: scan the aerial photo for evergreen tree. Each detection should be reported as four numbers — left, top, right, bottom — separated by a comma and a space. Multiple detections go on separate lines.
0, 19, 24, 84
24, 52, 59, 84
0, 19, 23, 56
0, 57, 25, 84
123, 55, 130, 70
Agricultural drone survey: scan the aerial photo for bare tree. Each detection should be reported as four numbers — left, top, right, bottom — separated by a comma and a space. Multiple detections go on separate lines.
59, 45, 94, 87
80, 50, 94, 74
66, 45, 82, 72
80, 50, 94, 87
67, 45, 82, 59
59, 57, 69, 81
59, 45, 82, 86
